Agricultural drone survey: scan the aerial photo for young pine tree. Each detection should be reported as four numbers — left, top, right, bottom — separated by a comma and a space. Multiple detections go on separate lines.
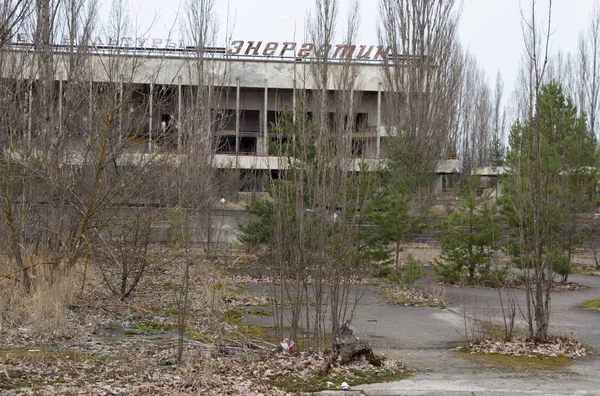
436, 179, 501, 284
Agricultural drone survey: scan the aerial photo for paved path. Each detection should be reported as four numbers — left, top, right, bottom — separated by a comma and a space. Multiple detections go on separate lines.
244, 272, 600, 394
348, 274, 600, 395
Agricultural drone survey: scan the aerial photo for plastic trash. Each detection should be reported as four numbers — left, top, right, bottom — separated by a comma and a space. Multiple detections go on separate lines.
326, 381, 334, 387
280, 337, 295, 353
340, 381, 351, 390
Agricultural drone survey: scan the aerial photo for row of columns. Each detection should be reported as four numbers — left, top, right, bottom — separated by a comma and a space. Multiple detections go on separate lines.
45, 77, 384, 158
232, 78, 384, 158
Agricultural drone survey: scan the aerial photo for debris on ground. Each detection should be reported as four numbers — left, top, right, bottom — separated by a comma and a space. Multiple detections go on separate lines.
459, 335, 588, 359
280, 338, 294, 354
334, 322, 382, 366
0, 252, 406, 395
382, 285, 447, 307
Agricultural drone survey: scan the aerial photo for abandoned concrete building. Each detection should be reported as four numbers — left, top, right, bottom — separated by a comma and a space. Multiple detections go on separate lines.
2, 40, 459, 191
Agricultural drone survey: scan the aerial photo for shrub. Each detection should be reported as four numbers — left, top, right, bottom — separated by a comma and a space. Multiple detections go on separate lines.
479, 267, 509, 287
402, 255, 423, 287
434, 259, 463, 284
552, 254, 572, 283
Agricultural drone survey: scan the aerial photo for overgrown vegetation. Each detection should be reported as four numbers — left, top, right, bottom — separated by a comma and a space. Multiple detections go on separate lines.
502, 81, 599, 342
436, 180, 501, 284
3, 0, 600, 393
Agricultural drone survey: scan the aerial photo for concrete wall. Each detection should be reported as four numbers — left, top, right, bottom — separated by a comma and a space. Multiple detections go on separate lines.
2, 50, 386, 92
107, 207, 254, 248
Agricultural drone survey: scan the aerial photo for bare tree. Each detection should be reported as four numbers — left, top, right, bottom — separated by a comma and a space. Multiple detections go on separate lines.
0, 0, 31, 47
170, 0, 229, 364
0, 0, 173, 301
378, 0, 463, 164
243, 0, 375, 353
457, 53, 494, 174
576, 2, 600, 137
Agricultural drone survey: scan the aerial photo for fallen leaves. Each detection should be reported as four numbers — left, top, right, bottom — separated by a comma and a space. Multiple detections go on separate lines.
460, 335, 588, 359
0, 249, 405, 395
382, 285, 447, 307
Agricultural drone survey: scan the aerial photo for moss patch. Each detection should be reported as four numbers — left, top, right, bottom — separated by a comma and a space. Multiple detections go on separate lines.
388, 294, 414, 305
579, 299, 600, 311
572, 267, 600, 276
224, 308, 288, 341
477, 323, 528, 340
264, 367, 408, 393
245, 308, 273, 317
0, 349, 108, 364
458, 350, 572, 371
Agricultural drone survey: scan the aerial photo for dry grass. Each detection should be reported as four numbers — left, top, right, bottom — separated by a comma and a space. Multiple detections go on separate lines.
0, 255, 74, 333
0, 248, 403, 394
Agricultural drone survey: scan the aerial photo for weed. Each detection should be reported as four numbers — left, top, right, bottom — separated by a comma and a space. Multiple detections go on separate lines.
224, 308, 288, 341
457, 350, 572, 371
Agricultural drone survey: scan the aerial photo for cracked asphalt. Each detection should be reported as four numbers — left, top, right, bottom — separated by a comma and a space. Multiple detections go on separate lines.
243, 265, 600, 395
345, 273, 600, 395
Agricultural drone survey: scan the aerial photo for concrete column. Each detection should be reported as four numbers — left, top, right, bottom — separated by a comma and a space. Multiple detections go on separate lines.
263, 80, 268, 155
58, 77, 63, 136
149, 81, 153, 152
236, 77, 240, 153
292, 78, 297, 143
376, 82, 382, 159
119, 75, 123, 142
88, 81, 93, 127
27, 82, 32, 147
292, 78, 297, 122
178, 76, 182, 151
349, 88, 354, 158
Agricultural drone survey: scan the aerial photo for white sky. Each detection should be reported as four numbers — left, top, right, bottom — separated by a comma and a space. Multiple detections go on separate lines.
105, 0, 598, 99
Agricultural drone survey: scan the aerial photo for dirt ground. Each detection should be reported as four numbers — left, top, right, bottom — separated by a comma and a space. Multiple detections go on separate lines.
2, 245, 600, 395
0, 250, 403, 395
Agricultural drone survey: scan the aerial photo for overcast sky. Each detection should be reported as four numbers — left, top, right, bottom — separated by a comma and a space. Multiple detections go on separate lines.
104, 0, 598, 101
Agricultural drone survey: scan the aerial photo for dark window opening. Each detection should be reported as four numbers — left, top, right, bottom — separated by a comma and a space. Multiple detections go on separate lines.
323, 112, 369, 132
240, 110, 260, 132
355, 113, 368, 131
442, 173, 459, 192
215, 136, 257, 154
270, 169, 282, 180
214, 109, 236, 131
216, 136, 236, 153
156, 113, 176, 148
240, 136, 256, 153
351, 139, 364, 157
267, 111, 285, 133
268, 136, 291, 155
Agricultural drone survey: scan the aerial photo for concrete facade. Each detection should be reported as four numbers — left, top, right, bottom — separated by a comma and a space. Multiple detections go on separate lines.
2, 45, 460, 190
2, 46, 388, 161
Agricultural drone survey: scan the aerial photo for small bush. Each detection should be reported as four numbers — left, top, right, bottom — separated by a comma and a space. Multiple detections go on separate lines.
374, 265, 400, 283
552, 255, 572, 283
402, 255, 423, 287
376, 266, 393, 279
434, 260, 463, 283
479, 267, 509, 287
